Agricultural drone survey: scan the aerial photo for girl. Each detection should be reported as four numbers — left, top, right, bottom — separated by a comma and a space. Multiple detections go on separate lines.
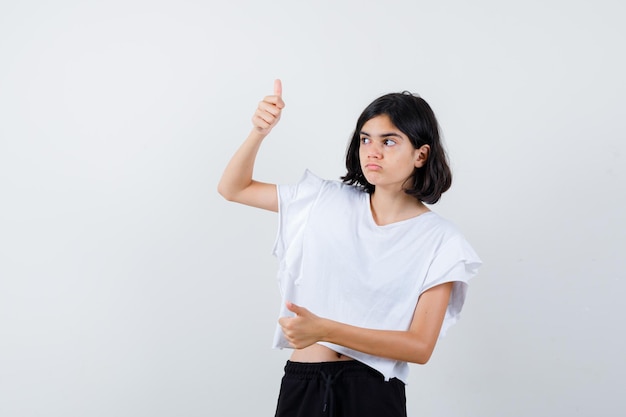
218, 80, 481, 417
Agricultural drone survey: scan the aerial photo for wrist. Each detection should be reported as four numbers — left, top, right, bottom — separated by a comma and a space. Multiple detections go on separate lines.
320, 318, 336, 343
250, 127, 270, 139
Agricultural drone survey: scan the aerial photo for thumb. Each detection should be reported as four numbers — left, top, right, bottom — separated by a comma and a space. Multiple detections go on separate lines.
274, 79, 282, 97
286, 301, 304, 315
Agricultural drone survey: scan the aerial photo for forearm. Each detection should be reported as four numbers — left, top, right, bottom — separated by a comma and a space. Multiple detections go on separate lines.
279, 285, 452, 364
322, 320, 436, 364
217, 128, 266, 201
320, 285, 452, 364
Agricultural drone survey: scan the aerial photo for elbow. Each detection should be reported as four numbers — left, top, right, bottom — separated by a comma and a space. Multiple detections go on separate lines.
216, 184, 229, 200
406, 340, 436, 365
412, 351, 433, 365
216, 182, 236, 202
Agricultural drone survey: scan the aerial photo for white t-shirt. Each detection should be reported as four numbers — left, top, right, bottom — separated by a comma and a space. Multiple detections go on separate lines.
272, 170, 482, 383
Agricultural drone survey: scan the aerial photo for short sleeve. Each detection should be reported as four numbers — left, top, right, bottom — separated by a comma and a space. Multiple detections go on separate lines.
272, 170, 324, 259
421, 234, 482, 338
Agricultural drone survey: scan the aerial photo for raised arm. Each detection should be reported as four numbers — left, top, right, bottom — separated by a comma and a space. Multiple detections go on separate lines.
217, 79, 285, 212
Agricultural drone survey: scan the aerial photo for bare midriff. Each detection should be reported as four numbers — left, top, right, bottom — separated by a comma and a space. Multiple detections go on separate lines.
289, 343, 355, 362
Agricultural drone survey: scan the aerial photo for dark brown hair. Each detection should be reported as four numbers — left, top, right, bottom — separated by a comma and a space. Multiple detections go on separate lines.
341, 92, 452, 204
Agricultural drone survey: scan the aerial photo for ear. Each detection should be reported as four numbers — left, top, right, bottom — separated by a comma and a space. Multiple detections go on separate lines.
414, 144, 430, 168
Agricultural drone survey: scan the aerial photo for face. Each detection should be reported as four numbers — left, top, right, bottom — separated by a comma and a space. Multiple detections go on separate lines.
358, 114, 428, 192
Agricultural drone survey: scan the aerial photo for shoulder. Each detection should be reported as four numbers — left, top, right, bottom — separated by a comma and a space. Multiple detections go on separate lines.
422, 211, 482, 267
416, 212, 480, 259
301, 170, 359, 192
279, 169, 363, 204
420, 211, 464, 238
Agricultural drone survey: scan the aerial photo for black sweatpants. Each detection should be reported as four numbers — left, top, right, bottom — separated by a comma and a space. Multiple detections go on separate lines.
274, 360, 407, 417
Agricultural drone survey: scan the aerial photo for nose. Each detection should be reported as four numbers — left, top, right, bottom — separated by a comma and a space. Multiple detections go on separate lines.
368, 142, 382, 159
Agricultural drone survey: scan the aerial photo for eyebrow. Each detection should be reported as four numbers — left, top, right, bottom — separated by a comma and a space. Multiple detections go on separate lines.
360, 131, 404, 139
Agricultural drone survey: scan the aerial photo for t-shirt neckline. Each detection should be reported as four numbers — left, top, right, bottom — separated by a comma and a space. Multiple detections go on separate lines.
365, 193, 435, 228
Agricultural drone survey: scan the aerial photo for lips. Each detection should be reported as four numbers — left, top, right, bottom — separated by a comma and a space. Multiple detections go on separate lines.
364, 163, 382, 171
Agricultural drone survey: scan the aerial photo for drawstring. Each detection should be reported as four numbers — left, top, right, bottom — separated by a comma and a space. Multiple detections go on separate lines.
320, 368, 345, 416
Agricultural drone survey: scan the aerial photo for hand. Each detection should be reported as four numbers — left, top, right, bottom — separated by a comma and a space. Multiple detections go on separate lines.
278, 302, 326, 349
252, 79, 285, 135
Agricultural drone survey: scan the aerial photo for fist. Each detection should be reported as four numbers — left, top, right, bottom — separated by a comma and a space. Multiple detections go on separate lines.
252, 79, 285, 135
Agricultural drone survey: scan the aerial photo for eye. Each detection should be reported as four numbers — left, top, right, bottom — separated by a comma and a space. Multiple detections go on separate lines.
360, 137, 371, 145
383, 139, 397, 146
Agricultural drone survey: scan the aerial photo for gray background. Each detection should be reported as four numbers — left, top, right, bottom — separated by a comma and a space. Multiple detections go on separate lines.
1, 0, 624, 416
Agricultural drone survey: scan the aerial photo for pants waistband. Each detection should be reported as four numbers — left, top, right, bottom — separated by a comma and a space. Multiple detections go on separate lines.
283, 360, 382, 380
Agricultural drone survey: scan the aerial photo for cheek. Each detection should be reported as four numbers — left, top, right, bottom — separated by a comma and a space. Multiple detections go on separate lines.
397, 155, 419, 175
358, 147, 366, 162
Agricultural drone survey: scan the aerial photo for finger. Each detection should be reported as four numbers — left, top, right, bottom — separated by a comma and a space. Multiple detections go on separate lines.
274, 79, 282, 97
262, 94, 285, 109
255, 110, 277, 126
286, 301, 303, 315
258, 100, 282, 116
252, 108, 276, 126
276, 96, 285, 109
252, 116, 271, 131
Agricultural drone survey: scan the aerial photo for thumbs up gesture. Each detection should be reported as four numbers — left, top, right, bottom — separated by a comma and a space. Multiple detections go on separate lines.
278, 302, 327, 349
252, 79, 285, 135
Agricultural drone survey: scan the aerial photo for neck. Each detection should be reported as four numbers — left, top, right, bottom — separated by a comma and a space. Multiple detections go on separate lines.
369, 189, 429, 226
